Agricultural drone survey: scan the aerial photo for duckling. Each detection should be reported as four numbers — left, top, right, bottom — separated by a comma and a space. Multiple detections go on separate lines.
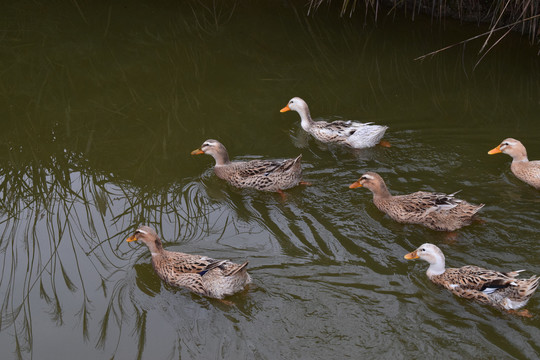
488, 138, 540, 189
349, 172, 484, 231
126, 226, 251, 299
405, 243, 539, 316
280, 97, 388, 149
191, 139, 308, 194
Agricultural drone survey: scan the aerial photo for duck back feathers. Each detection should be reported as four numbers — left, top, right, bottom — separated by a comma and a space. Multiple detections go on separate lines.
214, 154, 303, 191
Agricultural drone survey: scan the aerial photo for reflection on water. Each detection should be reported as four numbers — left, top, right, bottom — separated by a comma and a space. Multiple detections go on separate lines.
1, 0, 540, 359
0, 150, 218, 358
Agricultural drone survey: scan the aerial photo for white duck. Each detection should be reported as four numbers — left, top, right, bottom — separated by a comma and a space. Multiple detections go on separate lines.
405, 243, 539, 316
280, 97, 388, 149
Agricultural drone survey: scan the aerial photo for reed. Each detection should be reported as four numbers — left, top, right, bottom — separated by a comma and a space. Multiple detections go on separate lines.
309, 0, 540, 58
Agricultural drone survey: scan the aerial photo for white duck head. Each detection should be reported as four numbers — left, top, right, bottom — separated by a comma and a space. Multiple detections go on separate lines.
405, 243, 446, 277
280, 97, 313, 130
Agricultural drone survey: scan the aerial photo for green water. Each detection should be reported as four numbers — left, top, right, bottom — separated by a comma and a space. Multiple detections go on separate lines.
1, 1, 539, 359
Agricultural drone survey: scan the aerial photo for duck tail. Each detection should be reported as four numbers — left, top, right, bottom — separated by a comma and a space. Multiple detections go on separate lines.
521, 276, 540, 298
228, 261, 249, 276
506, 269, 525, 278
472, 203, 485, 215
198, 260, 228, 276
279, 154, 303, 174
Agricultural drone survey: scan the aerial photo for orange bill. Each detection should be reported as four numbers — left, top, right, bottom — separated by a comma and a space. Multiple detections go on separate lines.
126, 235, 138, 242
488, 145, 502, 155
404, 250, 419, 260
280, 105, 290, 113
349, 181, 362, 189
191, 148, 204, 155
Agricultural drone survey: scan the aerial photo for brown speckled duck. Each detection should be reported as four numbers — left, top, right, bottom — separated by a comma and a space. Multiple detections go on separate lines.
488, 138, 540, 189
126, 226, 251, 299
349, 172, 484, 232
191, 139, 308, 194
280, 97, 388, 149
405, 243, 539, 316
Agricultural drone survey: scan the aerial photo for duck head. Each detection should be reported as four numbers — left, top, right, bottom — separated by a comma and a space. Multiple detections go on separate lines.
126, 226, 164, 255
349, 172, 390, 197
191, 139, 230, 165
404, 243, 446, 277
280, 98, 313, 131
280, 97, 309, 114
488, 138, 528, 162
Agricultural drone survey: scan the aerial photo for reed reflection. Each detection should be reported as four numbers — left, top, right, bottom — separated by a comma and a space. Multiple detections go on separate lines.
0, 148, 218, 358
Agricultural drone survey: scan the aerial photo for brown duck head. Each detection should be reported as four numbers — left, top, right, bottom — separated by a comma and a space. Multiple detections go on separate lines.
126, 225, 164, 255
191, 139, 230, 166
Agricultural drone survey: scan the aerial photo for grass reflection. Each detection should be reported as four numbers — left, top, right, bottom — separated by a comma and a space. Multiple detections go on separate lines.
0, 148, 215, 358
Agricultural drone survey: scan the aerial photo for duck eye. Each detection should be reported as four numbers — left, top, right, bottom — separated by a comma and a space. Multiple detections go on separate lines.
420, 248, 425, 252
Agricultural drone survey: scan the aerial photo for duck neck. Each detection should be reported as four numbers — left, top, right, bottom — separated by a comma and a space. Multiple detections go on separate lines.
510, 152, 528, 163
146, 237, 164, 256
426, 261, 446, 278
372, 182, 392, 200
212, 150, 231, 166
426, 254, 446, 278
298, 107, 314, 132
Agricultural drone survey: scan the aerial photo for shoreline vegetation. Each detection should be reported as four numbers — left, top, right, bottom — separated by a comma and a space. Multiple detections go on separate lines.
308, 0, 540, 59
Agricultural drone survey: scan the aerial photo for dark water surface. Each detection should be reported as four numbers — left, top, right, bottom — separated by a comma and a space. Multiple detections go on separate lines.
1, 1, 539, 359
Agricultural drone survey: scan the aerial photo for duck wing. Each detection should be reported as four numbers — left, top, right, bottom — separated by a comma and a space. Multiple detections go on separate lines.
312, 119, 367, 137
236, 156, 301, 178
439, 266, 520, 292
433, 266, 530, 306
398, 191, 463, 215
166, 254, 219, 274
166, 273, 207, 296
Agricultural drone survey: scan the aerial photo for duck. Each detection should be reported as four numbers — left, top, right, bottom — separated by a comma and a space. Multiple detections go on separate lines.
126, 226, 251, 299
349, 172, 484, 231
280, 97, 388, 149
488, 138, 540, 189
191, 139, 309, 194
404, 243, 539, 316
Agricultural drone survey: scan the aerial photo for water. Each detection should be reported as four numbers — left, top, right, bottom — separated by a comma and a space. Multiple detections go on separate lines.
1, 1, 540, 359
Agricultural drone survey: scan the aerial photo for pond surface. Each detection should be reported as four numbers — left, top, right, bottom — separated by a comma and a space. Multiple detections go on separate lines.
1, 1, 539, 359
